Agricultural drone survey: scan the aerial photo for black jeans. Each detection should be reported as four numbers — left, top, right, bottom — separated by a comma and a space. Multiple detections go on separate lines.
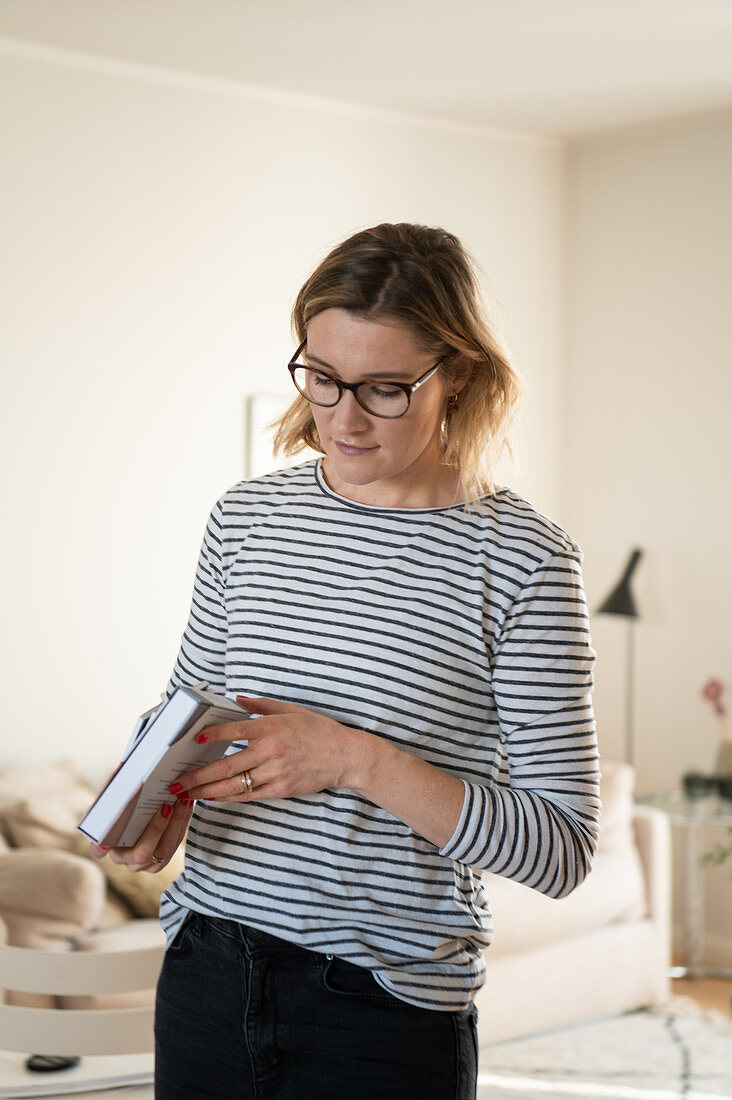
154, 913, 478, 1099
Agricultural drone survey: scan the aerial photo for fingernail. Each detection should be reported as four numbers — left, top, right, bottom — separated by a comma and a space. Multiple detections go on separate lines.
236, 695, 250, 703
100, 846, 111, 851
178, 793, 191, 805
195, 733, 209, 744
161, 803, 173, 819
169, 782, 184, 794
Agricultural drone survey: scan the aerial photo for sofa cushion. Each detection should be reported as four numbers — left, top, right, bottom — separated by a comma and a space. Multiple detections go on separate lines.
69, 833, 185, 918
1, 792, 183, 919
0, 762, 95, 848
97, 889, 137, 927
72, 916, 166, 954
1, 794, 94, 852
0, 849, 106, 951
0, 762, 96, 860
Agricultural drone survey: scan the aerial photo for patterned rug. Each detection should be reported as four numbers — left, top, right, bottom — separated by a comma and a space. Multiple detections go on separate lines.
478, 998, 732, 1100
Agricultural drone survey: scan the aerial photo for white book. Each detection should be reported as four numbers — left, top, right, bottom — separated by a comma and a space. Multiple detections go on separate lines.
78, 683, 248, 847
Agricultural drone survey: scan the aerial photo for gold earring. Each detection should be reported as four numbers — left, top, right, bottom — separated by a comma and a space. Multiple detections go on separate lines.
447, 394, 459, 414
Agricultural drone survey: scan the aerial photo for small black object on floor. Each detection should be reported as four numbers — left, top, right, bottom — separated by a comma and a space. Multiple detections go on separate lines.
25, 1054, 81, 1073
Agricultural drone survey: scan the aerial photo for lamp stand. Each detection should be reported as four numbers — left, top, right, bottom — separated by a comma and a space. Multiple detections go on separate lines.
625, 619, 636, 770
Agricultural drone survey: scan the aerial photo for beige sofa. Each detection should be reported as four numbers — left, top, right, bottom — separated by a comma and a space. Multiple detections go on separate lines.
0, 762, 167, 1011
0, 760, 670, 1040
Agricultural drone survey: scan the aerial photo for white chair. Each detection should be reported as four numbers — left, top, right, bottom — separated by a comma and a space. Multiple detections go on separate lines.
0, 941, 163, 1098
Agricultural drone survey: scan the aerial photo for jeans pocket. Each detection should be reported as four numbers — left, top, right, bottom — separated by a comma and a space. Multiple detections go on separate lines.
321, 957, 394, 1005
166, 911, 199, 955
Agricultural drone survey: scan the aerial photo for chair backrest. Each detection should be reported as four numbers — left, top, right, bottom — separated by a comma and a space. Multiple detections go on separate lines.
0, 942, 164, 1056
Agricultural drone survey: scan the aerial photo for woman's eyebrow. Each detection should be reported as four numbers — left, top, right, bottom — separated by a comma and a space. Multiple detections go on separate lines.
305, 351, 413, 381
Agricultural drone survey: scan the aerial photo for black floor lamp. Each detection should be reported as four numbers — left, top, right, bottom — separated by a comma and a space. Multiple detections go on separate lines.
596, 548, 644, 769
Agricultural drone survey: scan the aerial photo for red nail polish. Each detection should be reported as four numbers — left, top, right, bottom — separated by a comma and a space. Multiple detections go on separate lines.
169, 782, 184, 794
161, 803, 173, 819
100, 846, 111, 851
195, 733, 209, 744
178, 793, 191, 805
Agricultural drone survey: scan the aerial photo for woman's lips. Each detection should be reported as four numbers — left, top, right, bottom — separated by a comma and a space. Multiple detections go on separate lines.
335, 441, 378, 456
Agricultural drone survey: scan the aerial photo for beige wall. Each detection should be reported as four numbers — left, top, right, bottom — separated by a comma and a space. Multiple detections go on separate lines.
0, 44, 566, 780
563, 108, 732, 961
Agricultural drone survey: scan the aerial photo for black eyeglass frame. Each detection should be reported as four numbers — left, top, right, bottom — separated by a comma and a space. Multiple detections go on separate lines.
287, 340, 447, 420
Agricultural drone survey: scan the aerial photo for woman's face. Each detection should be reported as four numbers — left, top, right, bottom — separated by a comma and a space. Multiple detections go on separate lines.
304, 309, 460, 509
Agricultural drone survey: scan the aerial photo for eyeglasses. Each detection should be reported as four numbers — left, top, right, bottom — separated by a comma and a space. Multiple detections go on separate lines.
287, 341, 446, 419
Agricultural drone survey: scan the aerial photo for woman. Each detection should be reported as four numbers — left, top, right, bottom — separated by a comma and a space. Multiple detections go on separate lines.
93, 223, 600, 1099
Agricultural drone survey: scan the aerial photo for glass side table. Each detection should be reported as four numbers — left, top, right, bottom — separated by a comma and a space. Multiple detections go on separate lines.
636, 791, 732, 978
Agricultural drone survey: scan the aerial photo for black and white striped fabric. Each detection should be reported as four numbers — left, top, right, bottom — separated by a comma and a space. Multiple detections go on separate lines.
159, 460, 600, 1011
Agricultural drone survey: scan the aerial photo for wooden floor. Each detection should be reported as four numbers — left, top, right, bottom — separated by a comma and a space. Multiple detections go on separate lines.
671, 976, 732, 1016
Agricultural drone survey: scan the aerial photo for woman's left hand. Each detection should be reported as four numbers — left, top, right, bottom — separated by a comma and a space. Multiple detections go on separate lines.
175, 696, 367, 804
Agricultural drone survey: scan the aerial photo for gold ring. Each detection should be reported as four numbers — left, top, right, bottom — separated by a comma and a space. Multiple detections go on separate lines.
242, 770, 253, 794
150, 853, 164, 864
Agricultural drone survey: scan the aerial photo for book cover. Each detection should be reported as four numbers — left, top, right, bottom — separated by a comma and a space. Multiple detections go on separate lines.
78, 683, 248, 847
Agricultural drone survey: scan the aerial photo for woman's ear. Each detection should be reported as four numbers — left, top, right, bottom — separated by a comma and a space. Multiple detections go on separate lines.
445, 354, 474, 396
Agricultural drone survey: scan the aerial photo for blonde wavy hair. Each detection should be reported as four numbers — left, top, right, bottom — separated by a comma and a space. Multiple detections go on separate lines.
273, 222, 523, 504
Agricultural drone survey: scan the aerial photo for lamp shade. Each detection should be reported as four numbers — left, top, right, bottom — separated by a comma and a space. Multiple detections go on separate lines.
597, 548, 643, 619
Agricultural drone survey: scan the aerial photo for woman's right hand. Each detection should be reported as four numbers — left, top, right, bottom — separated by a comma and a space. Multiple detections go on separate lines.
89, 798, 194, 873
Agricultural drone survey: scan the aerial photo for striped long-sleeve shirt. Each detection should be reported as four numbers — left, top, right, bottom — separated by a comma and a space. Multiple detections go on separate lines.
159, 459, 600, 1011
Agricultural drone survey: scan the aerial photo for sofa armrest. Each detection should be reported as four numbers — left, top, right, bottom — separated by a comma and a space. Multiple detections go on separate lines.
632, 805, 671, 958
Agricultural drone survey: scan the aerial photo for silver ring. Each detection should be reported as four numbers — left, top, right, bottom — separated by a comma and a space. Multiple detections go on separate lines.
242, 770, 253, 794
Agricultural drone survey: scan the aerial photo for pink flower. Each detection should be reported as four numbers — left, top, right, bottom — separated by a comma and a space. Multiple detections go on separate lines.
702, 678, 727, 716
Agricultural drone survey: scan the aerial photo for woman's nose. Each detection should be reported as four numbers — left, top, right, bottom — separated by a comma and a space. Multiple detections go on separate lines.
332, 390, 371, 434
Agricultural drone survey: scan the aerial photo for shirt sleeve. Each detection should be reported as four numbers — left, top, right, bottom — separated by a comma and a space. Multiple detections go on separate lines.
164, 497, 229, 698
439, 550, 600, 898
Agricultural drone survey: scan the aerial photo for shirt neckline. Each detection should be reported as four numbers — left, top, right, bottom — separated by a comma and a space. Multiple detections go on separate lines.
312, 459, 493, 515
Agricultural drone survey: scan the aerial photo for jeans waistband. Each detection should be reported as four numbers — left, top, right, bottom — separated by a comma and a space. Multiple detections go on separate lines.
194, 912, 328, 965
